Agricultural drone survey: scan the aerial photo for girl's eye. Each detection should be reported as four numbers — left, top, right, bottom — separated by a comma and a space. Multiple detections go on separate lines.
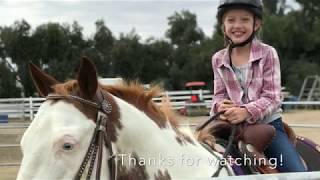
241, 17, 250, 22
227, 18, 235, 23
62, 143, 74, 151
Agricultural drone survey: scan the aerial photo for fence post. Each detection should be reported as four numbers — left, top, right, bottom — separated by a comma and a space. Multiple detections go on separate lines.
199, 89, 204, 101
29, 97, 33, 121
22, 98, 25, 121
165, 91, 169, 99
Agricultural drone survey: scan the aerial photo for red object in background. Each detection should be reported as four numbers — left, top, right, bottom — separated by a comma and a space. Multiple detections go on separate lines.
191, 95, 199, 102
179, 81, 209, 116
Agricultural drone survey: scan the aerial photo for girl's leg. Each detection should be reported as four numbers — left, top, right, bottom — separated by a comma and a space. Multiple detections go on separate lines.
264, 118, 306, 172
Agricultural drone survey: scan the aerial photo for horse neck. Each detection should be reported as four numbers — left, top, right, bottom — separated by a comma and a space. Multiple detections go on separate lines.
114, 97, 177, 151
113, 97, 224, 178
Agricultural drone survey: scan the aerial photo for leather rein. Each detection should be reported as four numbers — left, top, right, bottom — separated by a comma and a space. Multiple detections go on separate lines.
46, 90, 116, 180
196, 111, 236, 177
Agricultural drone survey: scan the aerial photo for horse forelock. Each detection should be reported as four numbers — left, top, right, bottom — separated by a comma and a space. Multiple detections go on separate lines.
51, 80, 79, 96
51, 80, 122, 142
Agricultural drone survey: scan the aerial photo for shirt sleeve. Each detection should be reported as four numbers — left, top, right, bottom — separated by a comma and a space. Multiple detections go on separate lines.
242, 47, 282, 123
210, 55, 228, 116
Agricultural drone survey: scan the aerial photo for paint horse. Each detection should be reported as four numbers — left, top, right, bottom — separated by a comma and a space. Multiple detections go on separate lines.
17, 57, 233, 180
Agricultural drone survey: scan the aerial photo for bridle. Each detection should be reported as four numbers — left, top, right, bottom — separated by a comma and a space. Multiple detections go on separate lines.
46, 90, 117, 180
46, 89, 234, 179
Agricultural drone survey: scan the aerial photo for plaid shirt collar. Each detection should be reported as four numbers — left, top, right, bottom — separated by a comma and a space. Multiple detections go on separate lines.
217, 39, 263, 68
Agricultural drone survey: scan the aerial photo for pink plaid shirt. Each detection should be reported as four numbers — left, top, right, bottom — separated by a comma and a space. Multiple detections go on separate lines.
210, 39, 282, 123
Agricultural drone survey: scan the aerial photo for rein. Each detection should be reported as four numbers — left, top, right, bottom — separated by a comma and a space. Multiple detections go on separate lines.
196, 111, 236, 177
46, 90, 116, 180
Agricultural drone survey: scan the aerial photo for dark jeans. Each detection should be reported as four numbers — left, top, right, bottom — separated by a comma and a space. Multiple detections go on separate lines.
264, 118, 306, 172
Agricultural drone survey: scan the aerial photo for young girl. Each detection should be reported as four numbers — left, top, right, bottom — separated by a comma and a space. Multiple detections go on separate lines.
210, 0, 306, 172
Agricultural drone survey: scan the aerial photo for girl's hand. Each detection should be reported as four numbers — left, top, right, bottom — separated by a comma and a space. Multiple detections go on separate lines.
224, 107, 250, 124
217, 99, 235, 121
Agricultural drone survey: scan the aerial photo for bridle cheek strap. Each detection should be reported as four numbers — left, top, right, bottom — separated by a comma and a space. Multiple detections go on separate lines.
46, 92, 117, 180
96, 112, 117, 180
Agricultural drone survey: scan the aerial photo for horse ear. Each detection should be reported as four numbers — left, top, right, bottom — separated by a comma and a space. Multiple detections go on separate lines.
77, 57, 98, 99
28, 63, 60, 97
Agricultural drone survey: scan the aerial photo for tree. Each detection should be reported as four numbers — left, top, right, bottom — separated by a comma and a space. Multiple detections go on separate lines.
142, 39, 173, 85
32, 23, 80, 81
286, 61, 320, 95
83, 19, 115, 78
259, 0, 320, 95
164, 10, 208, 89
94, 19, 114, 53
0, 60, 21, 97
111, 30, 145, 81
70, 21, 86, 48
295, 0, 320, 30
166, 10, 204, 46
0, 20, 36, 96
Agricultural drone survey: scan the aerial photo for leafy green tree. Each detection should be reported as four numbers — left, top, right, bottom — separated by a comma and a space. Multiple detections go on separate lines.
286, 61, 320, 95
261, 1, 320, 94
32, 23, 80, 81
295, 0, 320, 30
166, 10, 204, 46
111, 30, 145, 80
165, 10, 207, 89
94, 19, 114, 53
0, 60, 21, 97
262, 0, 287, 15
70, 21, 87, 49
89, 19, 115, 77
0, 20, 35, 96
142, 39, 173, 84
262, 0, 279, 14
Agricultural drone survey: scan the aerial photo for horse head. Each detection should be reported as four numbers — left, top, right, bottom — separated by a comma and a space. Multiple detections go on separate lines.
17, 57, 232, 180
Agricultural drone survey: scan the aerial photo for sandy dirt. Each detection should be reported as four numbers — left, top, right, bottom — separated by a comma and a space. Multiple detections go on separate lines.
0, 167, 19, 180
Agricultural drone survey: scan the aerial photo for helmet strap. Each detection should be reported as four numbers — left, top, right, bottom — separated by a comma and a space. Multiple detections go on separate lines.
226, 17, 257, 70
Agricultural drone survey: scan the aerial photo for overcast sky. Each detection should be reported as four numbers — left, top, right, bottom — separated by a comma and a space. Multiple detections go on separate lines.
0, 0, 299, 41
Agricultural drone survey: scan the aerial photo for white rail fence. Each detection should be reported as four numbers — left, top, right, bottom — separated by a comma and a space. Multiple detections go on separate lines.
0, 90, 320, 121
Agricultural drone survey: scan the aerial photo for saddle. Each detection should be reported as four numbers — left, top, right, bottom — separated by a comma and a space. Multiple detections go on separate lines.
201, 120, 296, 174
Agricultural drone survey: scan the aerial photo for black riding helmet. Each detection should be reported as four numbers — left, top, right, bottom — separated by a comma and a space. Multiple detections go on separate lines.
217, 0, 263, 24
217, 0, 263, 48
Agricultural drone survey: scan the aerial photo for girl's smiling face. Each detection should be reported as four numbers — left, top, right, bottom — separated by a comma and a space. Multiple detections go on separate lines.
222, 9, 261, 44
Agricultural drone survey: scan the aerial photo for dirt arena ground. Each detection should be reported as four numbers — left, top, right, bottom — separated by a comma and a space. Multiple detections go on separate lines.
0, 110, 319, 179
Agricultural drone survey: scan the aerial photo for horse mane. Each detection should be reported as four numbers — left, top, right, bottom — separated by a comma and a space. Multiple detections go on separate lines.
102, 81, 178, 128
52, 80, 178, 128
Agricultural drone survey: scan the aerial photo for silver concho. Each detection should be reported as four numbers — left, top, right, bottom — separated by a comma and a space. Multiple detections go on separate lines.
101, 100, 112, 114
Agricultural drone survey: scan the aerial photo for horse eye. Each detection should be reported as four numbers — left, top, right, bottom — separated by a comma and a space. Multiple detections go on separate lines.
62, 143, 74, 151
